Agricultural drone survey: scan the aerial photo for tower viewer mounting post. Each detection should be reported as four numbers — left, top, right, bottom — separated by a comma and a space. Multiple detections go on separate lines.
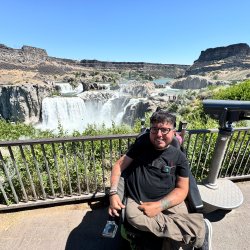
198, 99, 250, 212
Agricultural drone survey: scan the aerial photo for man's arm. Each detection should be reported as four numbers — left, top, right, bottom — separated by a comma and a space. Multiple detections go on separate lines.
138, 176, 189, 218
109, 155, 133, 217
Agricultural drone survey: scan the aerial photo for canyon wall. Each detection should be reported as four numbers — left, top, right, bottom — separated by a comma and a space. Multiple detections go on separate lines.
185, 43, 250, 76
1, 43, 250, 126
0, 84, 52, 123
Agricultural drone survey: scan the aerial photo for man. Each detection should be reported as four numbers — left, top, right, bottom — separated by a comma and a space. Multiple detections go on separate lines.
108, 110, 212, 249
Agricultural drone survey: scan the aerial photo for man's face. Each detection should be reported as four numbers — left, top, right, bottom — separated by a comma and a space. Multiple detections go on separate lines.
149, 122, 175, 150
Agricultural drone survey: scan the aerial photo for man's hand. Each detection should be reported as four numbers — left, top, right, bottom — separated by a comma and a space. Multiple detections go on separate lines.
138, 201, 162, 218
108, 194, 125, 217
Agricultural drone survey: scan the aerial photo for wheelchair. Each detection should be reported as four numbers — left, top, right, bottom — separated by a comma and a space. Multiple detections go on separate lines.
118, 170, 203, 250
103, 133, 204, 250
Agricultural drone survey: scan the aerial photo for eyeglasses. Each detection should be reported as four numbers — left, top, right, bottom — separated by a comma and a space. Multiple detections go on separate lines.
150, 127, 174, 135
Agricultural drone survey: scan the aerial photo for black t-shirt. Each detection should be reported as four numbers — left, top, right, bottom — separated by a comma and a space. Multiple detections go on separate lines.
125, 132, 189, 203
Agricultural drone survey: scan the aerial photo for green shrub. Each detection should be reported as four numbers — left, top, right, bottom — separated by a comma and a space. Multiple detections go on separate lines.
212, 80, 250, 101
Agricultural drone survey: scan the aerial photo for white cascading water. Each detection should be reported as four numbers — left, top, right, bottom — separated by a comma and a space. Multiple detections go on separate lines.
98, 98, 118, 125
40, 96, 87, 132
55, 82, 83, 95
82, 97, 120, 128
37, 83, 135, 133
115, 98, 140, 124
37, 79, 180, 133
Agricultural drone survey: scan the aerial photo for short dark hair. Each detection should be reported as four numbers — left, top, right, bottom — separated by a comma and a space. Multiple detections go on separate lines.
150, 110, 176, 127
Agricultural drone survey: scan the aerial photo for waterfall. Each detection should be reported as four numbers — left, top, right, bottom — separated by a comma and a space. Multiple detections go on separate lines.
37, 82, 136, 133
55, 82, 83, 95
116, 98, 140, 124
38, 96, 87, 132
37, 81, 160, 133
38, 95, 134, 133
55, 82, 73, 94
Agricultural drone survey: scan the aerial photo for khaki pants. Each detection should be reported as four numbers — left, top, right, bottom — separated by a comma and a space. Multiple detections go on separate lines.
125, 197, 205, 249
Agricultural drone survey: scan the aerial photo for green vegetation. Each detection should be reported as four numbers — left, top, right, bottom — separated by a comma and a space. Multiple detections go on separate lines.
181, 80, 250, 180
0, 80, 249, 205
0, 120, 56, 141
174, 80, 250, 129
0, 121, 141, 205
212, 80, 250, 100
0, 120, 139, 141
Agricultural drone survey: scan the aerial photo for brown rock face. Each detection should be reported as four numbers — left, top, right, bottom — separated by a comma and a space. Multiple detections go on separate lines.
0, 44, 188, 84
196, 43, 250, 62
0, 84, 52, 123
0, 44, 189, 125
185, 43, 250, 77
0, 44, 48, 65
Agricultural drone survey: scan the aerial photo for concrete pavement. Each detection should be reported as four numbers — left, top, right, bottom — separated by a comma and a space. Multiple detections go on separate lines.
0, 181, 249, 250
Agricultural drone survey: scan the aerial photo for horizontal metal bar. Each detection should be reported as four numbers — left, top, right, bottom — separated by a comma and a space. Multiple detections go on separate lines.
0, 134, 138, 147
225, 175, 250, 181
0, 192, 106, 211
1, 127, 248, 147
187, 128, 219, 134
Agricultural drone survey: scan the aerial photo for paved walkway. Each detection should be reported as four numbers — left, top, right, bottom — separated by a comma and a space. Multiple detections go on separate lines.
0, 181, 249, 250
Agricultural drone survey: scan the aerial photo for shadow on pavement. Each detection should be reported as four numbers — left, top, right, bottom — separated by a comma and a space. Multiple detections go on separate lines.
65, 201, 123, 250
64, 200, 237, 250
204, 209, 232, 222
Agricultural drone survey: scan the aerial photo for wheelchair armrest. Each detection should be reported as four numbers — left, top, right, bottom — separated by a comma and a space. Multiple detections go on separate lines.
186, 170, 203, 213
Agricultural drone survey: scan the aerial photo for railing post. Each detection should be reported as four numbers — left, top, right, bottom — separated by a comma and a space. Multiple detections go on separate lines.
178, 121, 187, 143
198, 122, 243, 212
140, 118, 146, 133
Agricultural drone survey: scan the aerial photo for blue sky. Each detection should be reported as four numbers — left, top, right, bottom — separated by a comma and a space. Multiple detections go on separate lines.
1, 0, 250, 65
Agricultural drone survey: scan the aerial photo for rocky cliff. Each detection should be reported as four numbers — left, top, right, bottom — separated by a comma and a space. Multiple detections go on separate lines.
196, 43, 250, 62
1, 42, 249, 85
170, 75, 229, 89
1, 42, 250, 126
0, 44, 48, 64
0, 84, 52, 124
0, 44, 84, 84
0, 44, 188, 124
79, 60, 188, 78
0, 44, 188, 85
185, 43, 250, 80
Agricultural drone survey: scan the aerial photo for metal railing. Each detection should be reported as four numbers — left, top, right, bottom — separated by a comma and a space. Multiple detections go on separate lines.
184, 127, 250, 181
0, 127, 249, 211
